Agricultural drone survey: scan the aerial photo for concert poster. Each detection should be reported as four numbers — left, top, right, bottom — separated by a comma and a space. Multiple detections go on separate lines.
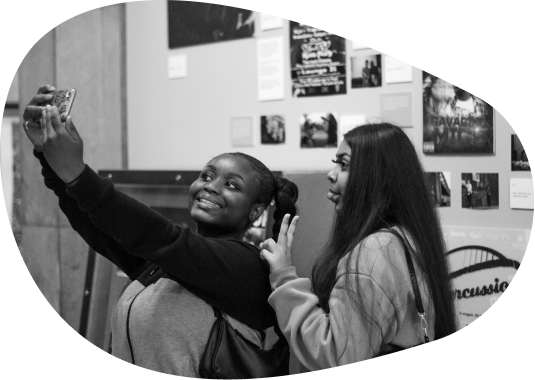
422, 72, 494, 154
290, 21, 346, 97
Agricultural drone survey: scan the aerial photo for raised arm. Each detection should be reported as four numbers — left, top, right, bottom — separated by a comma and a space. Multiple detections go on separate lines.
35, 104, 273, 330
22, 86, 148, 279
33, 150, 149, 279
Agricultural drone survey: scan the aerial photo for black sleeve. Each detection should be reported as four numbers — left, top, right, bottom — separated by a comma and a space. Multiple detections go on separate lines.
66, 165, 274, 330
34, 151, 149, 279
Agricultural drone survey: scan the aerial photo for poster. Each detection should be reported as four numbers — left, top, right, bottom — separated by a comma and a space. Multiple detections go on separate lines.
511, 134, 530, 171
257, 37, 284, 101
423, 72, 494, 154
384, 56, 412, 84
289, 22, 346, 97
168, 2, 255, 48
425, 172, 451, 207
230, 116, 254, 147
380, 92, 412, 128
443, 226, 527, 328
510, 178, 534, 209
261, 115, 285, 144
300, 113, 338, 148
350, 54, 382, 88
461, 173, 499, 209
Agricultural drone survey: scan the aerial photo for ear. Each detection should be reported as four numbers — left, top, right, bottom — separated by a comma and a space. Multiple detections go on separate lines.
249, 204, 266, 224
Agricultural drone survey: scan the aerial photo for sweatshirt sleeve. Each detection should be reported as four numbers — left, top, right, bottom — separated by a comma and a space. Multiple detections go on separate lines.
64, 163, 273, 330
34, 151, 149, 279
268, 238, 401, 370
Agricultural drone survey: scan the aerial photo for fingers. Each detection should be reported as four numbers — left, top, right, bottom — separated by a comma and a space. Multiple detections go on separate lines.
43, 106, 57, 139
65, 116, 81, 141
32, 93, 54, 105
286, 216, 299, 250
37, 85, 55, 95
40, 111, 48, 143
277, 214, 291, 247
23, 105, 46, 121
262, 238, 277, 252
49, 105, 66, 134
259, 249, 271, 262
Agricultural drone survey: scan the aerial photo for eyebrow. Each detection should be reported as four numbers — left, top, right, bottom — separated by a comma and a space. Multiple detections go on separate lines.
336, 153, 351, 160
205, 165, 245, 182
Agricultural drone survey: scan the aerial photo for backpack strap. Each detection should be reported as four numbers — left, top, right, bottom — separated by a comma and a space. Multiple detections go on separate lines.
402, 243, 430, 343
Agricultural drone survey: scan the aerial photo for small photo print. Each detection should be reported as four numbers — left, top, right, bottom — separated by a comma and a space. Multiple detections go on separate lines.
261, 115, 285, 144
462, 173, 499, 210
300, 113, 338, 148
511, 134, 530, 171
351, 54, 382, 88
425, 172, 451, 207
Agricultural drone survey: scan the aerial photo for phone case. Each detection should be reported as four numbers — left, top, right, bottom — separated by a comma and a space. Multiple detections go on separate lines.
52, 89, 76, 121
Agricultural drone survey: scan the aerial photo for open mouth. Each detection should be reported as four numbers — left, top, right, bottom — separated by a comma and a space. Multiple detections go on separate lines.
196, 197, 222, 210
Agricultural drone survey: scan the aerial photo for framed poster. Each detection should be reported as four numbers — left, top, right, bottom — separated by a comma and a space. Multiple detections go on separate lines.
168, 1, 255, 48
422, 72, 494, 154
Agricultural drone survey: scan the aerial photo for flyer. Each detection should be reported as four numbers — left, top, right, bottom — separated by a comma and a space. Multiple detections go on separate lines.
290, 22, 346, 97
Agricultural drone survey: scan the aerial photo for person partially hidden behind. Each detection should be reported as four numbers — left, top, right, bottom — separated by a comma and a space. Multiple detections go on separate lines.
22, 85, 298, 377
260, 123, 457, 369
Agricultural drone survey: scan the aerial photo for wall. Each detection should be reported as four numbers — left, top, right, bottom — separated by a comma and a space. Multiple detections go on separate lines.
16, 4, 126, 331
126, 0, 532, 240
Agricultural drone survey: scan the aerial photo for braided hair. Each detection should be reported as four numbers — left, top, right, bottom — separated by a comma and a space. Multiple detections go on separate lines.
228, 153, 298, 241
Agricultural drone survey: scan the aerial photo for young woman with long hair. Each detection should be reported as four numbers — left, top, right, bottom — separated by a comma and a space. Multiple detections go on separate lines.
261, 122, 457, 370
22, 85, 298, 377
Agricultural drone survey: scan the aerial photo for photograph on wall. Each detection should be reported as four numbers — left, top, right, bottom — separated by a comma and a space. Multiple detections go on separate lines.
350, 54, 382, 88
425, 172, 451, 207
290, 22, 346, 97
511, 134, 530, 171
168, 1, 255, 48
423, 72, 494, 154
261, 115, 285, 144
300, 113, 338, 148
461, 173, 499, 209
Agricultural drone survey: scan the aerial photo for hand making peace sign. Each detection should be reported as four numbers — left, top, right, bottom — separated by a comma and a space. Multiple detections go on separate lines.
260, 214, 299, 273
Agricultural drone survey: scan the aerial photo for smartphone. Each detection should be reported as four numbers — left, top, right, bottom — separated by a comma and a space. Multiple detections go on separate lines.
51, 88, 77, 121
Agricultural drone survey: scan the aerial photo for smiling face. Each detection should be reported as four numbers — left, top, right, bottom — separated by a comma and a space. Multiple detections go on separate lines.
188, 154, 263, 239
327, 139, 351, 213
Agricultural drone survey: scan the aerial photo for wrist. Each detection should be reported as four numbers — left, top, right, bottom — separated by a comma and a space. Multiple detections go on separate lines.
62, 164, 86, 184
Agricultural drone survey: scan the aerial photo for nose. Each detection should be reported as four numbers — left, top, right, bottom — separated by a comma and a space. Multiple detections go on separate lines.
327, 166, 337, 184
204, 178, 221, 194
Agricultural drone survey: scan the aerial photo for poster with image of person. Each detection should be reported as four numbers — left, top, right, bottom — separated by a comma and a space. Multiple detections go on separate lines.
300, 113, 338, 148
462, 173, 499, 209
425, 172, 451, 207
290, 22, 346, 97
261, 115, 285, 144
423, 72, 494, 154
351, 54, 382, 88
511, 134, 530, 171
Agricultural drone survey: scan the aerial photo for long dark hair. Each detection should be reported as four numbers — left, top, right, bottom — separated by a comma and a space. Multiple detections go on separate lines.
228, 153, 298, 241
311, 123, 456, 340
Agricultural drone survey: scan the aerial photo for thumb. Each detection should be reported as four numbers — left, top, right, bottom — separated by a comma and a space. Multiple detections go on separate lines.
65, 116, 82, 141
259, 249, 272, 262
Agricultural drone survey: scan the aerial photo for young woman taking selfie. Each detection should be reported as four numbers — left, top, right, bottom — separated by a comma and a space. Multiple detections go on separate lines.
261, 123, 457, 370
22, 85, 298, 377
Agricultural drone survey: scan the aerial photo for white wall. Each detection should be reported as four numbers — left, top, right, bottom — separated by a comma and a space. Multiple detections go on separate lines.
125, 0, 532, 231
